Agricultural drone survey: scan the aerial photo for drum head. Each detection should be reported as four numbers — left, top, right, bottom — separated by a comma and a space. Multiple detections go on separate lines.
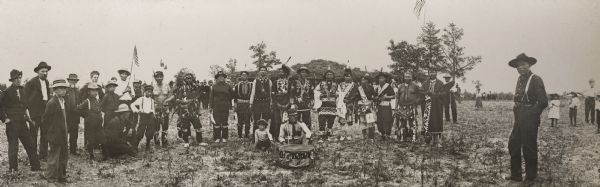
280, 144, 315, 152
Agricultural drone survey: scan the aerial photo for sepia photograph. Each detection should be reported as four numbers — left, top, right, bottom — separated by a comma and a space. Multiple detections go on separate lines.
0, 0, 599, 186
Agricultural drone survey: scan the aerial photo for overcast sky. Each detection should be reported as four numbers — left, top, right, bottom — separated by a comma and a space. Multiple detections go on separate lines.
0, 0, 598, 93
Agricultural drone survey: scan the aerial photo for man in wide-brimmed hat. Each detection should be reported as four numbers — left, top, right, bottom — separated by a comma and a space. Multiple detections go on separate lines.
24, 61, 52, 160
0, 69, 41, 172
115, 68, 135, 103
250, 66, 273, 139
210, 71, 234, 143
234, 70, 253, 139
505, 53, 547, 186
65, 74, 82, 155
43, 79, 71, 183
293, 66, 314, 131
103, 104, 136, 158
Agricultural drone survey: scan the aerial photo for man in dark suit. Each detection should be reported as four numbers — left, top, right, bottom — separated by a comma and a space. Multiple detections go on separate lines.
65, 74, 81, 155
23, 61, 52, 159
43, 79, 70, 183
0, 69, 41, 172
442, 75, 458, 124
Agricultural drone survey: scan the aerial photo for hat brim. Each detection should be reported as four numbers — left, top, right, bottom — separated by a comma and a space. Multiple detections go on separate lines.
51, 83, 69, 89
106, 83, 118, 87
118, 70, 131, 75
215, 74, 227, 79
67, 78, 79, 81
34, 65, 51, 72
297, 69, 310, 74
508, 58, 537, 68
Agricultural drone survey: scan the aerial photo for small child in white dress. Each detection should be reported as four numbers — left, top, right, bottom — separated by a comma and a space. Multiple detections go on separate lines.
548, 94, 560, 127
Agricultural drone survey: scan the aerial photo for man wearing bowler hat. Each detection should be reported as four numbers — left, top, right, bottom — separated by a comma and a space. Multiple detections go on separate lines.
0, 69, 41, 172
23, 61, 52, 160
505, 53, 547, 186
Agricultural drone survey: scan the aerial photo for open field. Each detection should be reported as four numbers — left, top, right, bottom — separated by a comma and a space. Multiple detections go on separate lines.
1, 100, 599, 186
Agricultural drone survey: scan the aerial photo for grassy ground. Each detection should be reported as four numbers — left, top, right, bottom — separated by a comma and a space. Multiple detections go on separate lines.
0, 100, 599, 186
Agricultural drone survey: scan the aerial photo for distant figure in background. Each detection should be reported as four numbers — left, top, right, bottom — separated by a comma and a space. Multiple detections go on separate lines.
595, 94, 600, 133
547, 94, 560, 127
568, 92, 580, 126
199, 80, 210, 110
505, 53, 548, 186
23, 61, 52, 160
583, 79, 596, 124
475, 88, 483, 109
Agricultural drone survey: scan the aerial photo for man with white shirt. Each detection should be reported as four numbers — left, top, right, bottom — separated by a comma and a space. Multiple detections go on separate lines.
115, 68, 135, 105
24, 61, 52, 160
130, 85, 156, 151
583, 79, 596, 124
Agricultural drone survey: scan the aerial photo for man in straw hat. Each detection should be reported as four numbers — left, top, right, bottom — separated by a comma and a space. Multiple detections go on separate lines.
43, 78, 71, 183
24, 61, 52, 159
0, 69, 41, 172
103, 104, 136, 158
250, 66, 273, 138
293, 66, 314, 130
65, 73, 81, 155
505, 53, 547, 186
115, 68, 135, 104
234, 71, 253, 139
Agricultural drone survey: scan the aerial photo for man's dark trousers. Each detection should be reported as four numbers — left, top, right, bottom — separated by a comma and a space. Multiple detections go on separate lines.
6, 120, 41, 171
31, 116, 49, 159
444, 94, 458, 123
585, 97, 595, 123
508, 105, 540, 180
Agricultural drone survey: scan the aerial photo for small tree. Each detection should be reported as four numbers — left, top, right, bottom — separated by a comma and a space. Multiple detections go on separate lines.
418, 22, 445, 71
441, 23, 482, 81
249, 41, 281, 69
388, 40, 426, 74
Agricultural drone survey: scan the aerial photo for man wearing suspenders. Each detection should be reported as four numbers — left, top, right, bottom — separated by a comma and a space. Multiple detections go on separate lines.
505, 53, 548, 186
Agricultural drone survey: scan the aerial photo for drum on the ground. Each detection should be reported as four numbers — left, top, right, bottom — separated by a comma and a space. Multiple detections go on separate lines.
277, 144, 315, 168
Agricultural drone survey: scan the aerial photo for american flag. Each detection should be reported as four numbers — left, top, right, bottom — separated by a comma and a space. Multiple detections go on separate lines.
414, 0, 426, 17
133, 45, 139, 67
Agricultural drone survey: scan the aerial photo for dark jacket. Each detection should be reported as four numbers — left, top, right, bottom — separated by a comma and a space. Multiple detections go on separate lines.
101, 91, 120, 114
42, 96, 69, 145
23, 76, 51, 118
0, 85, 27, 121
80, 83, 104, 102
65, 87, 81, 124
513, 71, 548, 114
209, 82, 234, 109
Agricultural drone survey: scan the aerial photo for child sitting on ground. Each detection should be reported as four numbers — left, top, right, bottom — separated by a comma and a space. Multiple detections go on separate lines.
254, 119, 273, 151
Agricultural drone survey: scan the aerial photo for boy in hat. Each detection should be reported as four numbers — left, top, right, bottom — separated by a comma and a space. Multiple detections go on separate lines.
254, 119, 273, 151
442, 74, 458, 124
505, 53, 547, 186
250, 66, 273, 137
77, 83, 106, 159
130, 85, 157, 150
0, 69, 41, 172
43, 79, 71, 183
65, 73, 81, 155
101, 80, 120, 125
209, 71, 234, 143
337, 68, 356, 141
103, 104, 136, 158
271, 65, 292, 140
314, 69, 338, 142
152, 71, 171, 146
293, 67, 314, 130
374, 72, 395, 141
24, 61, 52, 159
279, 105, 312, 145
115, 68, 135, 104
234, 71, 253, 138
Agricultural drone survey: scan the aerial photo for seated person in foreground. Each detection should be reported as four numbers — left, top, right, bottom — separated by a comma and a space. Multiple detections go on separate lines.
103, 104, 136, 158
278, 106, 312, 145
254, 119, 273, 151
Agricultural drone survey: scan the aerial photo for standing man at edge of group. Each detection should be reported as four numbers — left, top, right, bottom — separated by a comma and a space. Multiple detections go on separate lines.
23, 61, 52, 160
504, 53, 548, 187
